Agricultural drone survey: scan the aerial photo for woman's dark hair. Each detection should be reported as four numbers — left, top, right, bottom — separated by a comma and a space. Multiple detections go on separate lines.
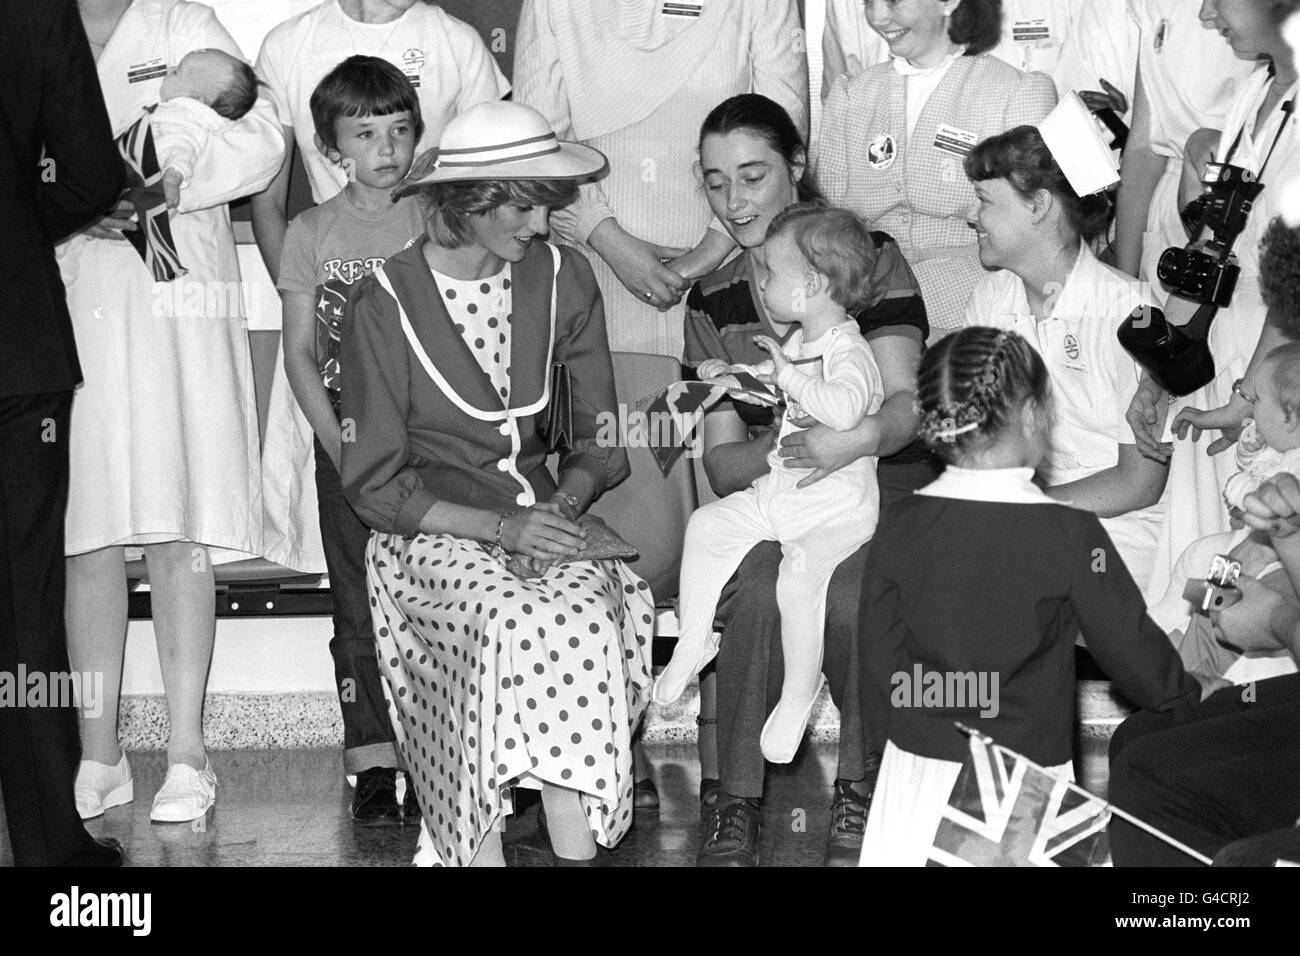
950, 0, 1003, 57
414, 179, 580, 249
310, 55, 425, 152
1260, 217, 1300, 339
698, 93, 824, 204
964, 125, 1113, 241
917, 326, 1049, 462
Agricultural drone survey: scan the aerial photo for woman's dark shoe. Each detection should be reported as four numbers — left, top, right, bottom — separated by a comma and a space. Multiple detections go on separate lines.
823, 779, 871, 867
552, 853, 598, 866
697, 795, 761, 867
633, 777, 660, 813
699, 777, 721, 823
60, 836, 125, 867
351, 768, 402, 827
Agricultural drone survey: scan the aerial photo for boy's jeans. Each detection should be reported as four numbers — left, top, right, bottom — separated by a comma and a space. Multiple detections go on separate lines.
314, 435, 401, 774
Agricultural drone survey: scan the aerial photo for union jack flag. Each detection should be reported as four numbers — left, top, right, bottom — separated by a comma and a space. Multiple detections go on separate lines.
635, 381, 726, 475
115, 107, 186, 282
927, 729, 1111, 867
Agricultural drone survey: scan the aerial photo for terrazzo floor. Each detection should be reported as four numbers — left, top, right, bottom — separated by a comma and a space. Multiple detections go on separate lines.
0, 733, 1111, 867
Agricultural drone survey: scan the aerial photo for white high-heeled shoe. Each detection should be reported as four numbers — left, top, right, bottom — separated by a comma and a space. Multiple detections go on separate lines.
74, 753, 134, 820
150, 758, 216, 823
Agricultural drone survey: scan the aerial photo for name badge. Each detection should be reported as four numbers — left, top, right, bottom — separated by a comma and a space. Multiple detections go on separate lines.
661, 1, 702, 17
867, 133, 896, 169
933, 123, 977, 157
1012, 18, 1051, 43
401, 48, 425, 88
127, 57, 167, 84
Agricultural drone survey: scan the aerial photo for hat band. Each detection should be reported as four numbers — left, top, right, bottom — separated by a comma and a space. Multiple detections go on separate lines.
435, 131, 561, 169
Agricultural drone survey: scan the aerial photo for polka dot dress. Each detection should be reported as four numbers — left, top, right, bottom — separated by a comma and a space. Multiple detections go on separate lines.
367, 533, 655, 867
430, 264, 513, 402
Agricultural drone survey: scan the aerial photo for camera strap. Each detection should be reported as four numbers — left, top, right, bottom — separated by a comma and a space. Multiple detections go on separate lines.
1219, 91, 1296, 185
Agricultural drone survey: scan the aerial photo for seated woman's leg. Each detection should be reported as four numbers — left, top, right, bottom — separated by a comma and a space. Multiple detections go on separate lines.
713, 541, 784, 801
542, 783, 596, 861
367, 532, 654, 867
824, 542, 873, 787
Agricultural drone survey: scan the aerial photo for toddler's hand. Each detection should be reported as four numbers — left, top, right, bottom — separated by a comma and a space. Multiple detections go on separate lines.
696, 358, 731, 381
751, 335, 789, 383
161, 168, 184, 211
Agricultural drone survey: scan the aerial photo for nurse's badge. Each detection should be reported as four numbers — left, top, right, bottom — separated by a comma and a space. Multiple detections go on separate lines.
866, 134, 896, 170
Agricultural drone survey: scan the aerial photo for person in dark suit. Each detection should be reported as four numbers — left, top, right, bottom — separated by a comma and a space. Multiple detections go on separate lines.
0, 0, 127, 866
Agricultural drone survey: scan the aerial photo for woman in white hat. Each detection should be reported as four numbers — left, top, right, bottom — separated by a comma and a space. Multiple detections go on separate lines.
961, 95, 1170, 591
338, 101, 654, 866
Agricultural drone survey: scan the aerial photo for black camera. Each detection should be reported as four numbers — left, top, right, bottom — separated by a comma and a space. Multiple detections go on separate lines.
1157, 163, 1263, 307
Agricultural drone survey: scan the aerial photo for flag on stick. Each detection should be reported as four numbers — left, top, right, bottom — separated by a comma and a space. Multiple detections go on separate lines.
635, 381, 725, 475
115, 108, 187, 282
928, 725, 1213, 867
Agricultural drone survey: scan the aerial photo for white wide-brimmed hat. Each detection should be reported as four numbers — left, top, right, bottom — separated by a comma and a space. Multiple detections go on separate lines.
399, 101, 608, 190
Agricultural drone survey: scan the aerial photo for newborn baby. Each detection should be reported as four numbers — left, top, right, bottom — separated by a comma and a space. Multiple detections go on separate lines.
153, 49, 261, 208
1153, 342, 1300, 680
115, 49, 260, 280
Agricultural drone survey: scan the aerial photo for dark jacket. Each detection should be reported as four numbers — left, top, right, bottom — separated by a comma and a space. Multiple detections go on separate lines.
0, 0, 124, 397
340, 238, 628, 536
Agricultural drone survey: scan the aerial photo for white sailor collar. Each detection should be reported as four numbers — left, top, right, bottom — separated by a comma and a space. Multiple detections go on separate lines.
916, 466, 1056, 504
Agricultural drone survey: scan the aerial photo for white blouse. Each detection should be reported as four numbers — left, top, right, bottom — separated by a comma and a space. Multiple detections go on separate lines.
429, 264, 514, 404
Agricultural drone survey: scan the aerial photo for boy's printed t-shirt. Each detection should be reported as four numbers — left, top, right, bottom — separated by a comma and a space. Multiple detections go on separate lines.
278, 189, 426, 393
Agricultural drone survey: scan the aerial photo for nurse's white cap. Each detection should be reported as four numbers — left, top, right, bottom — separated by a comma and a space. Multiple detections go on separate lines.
1036, 93, 1121, 197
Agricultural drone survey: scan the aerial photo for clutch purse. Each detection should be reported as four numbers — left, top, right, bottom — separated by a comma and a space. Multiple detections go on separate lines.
538, 362, 573, 452
1117, 304, 1217, 398
504, 514, 638, 578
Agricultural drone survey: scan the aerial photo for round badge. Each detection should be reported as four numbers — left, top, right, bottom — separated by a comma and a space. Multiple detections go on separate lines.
1064, 334, 1080, 361
867, 134, 896, 170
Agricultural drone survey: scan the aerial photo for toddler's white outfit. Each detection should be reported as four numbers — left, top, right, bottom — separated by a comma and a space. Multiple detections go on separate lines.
653, 321, 883, 763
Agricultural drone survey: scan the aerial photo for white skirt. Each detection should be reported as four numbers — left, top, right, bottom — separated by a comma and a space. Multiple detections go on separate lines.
59, 229, 262, 559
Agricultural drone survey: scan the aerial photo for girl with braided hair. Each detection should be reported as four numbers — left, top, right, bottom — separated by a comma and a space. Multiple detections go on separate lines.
857, 326, 1211, 866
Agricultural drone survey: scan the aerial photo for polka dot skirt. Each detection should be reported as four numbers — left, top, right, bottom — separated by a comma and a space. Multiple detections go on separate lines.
366, 531, 655, 867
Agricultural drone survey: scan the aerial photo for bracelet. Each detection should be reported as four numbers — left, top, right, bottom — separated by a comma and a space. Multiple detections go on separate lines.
490, 511, 514, 558
1231, 378, 1258, 404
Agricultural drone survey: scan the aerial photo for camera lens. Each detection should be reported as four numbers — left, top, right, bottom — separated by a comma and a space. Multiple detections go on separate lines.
1156, 247, 1190, 285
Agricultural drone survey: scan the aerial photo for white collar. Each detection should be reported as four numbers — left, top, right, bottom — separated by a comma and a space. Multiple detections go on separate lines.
916, 466, 1056, 504
891, 46, 965, 77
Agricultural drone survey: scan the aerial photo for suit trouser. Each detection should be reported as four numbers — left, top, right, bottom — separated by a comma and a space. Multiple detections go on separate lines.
1108, 672, 1300, 866
715, 456, 940, 799
0, 391, 86, 865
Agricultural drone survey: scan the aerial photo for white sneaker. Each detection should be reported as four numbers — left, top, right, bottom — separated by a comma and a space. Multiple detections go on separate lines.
150, 759, 217, 823
75, 753, 134, 820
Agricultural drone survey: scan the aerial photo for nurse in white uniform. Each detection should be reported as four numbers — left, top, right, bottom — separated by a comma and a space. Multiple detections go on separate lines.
963, 95, 1168, 590
1128, 0, 1300, 601
1114, 0, 1253, 292
64, 0, 286, 822
821, 0, 1077, 98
